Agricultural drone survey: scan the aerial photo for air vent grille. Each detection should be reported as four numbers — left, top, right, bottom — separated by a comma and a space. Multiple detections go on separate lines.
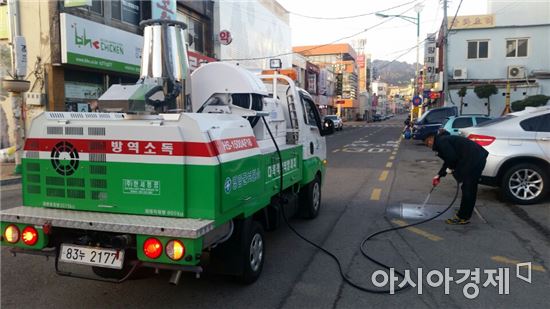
90, 179, 107, 189
89, 153, 107, 162
46, 176, 65, 186
47, 127, 64, 135
90, 165, 107, 175
88, 127, 106, 136
67, 178, 85, 187
65, 127, 84, 135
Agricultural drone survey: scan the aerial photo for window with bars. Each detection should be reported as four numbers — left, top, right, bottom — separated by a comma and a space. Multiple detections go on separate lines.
506, 38, 528, 57
467, 40, 489, 59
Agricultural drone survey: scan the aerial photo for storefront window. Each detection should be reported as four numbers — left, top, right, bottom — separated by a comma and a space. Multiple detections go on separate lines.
177, 11, 206, 53
90, 0, 103, 15
111, 0, 141, 25
64, 69, 104, 112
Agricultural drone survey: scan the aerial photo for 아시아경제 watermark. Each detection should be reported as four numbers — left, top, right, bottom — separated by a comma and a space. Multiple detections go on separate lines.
372, 262, 533, 298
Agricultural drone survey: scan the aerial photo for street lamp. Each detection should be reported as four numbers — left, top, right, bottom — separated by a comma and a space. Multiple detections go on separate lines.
376, 3, 423, 122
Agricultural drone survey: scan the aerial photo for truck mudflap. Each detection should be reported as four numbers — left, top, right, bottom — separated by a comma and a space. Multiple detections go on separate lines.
1, 206, 214, 239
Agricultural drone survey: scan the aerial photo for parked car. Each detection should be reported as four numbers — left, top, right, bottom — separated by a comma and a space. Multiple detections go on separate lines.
324, 115, 343, 131
461, 107, 550, 204
412, 106, 458, 143
441, 115, 494, 135
372, 114, 382, 122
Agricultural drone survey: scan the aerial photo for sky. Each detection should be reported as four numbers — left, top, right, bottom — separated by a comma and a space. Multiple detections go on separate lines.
276, 0, 488, 64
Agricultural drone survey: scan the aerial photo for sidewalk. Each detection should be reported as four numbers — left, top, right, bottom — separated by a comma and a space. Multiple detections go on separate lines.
0, 162, 21, 186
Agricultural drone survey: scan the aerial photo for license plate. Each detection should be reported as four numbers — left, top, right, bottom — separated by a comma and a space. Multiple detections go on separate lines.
59, 244, 125, 269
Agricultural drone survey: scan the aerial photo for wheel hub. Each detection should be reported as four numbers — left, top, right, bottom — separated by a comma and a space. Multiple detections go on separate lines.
249, 233, 263, 272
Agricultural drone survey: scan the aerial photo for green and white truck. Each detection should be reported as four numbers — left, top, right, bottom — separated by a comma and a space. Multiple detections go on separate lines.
0, 20, 334, 284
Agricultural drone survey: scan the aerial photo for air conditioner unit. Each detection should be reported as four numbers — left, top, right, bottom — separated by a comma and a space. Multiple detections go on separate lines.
507, 65, 526, 79
453, 67, 467, 80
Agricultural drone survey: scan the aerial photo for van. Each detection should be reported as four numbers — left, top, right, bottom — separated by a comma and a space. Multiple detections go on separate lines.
412, 106, 458, 143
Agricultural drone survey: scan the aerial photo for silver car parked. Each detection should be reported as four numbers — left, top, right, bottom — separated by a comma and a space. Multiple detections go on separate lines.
460, 106, 550, 205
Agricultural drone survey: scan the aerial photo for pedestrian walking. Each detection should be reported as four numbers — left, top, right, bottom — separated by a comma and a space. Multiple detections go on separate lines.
425, 131, 488, 224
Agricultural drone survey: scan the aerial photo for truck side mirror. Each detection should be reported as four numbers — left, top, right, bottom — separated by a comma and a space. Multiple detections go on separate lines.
321, 119, 335, 136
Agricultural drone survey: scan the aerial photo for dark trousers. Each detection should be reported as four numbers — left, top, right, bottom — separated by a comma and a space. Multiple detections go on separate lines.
457, 159, 487, 220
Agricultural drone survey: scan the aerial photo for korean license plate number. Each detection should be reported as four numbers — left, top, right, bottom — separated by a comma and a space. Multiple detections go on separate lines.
59, 244, 125, 269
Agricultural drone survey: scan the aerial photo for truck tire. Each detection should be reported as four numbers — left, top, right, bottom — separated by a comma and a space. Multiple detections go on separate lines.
240, 221, 265, 284
299, 174, 321, 219
501, 163, 548, 205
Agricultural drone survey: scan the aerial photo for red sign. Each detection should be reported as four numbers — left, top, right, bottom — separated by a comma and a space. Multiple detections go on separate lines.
187, 51, 216, 72
357, 55, 365, 68
219, 30, 232, 45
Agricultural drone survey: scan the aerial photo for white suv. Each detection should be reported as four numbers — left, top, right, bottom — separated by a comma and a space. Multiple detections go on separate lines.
461, 107, 550, 205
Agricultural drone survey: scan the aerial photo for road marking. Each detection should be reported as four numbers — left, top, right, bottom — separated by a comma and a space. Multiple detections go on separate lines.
379, 170, 389, 182
391, 219, 443, 241
392, 151, 397, 155
491, 256, 546, 272
370, 188, 382, 200
386, 162, 393, 168
332, 149, 341, 153
389, 155, 395, 160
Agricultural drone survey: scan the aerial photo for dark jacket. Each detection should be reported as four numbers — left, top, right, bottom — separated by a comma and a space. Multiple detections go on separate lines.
432, 133, 489, 182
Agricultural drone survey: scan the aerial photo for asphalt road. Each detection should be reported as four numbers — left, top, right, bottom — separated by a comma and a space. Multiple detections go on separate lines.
1, 116, 549, 308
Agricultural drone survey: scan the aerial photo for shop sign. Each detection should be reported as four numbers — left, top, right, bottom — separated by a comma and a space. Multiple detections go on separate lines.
219, 30, 233, 46
60, 13, 142, 75
152, 0, 176, 20
448, 14, 495, 30
188, 50, 216, 72
423, 33, 437, 90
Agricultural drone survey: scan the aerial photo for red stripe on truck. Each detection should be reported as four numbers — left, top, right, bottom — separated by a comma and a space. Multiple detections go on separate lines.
24, 137, 258, 157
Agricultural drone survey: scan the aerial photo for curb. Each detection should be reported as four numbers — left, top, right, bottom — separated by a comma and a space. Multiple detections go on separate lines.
0, 177, 21, 186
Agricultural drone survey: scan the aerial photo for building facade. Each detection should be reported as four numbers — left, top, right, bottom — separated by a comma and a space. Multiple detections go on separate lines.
213, 0, 291, 71
443, 0, 550, 116
293, 44, 359, 120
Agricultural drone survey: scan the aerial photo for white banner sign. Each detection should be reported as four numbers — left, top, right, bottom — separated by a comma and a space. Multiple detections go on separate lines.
424, 33, 438, 89
60, 13, 143, 75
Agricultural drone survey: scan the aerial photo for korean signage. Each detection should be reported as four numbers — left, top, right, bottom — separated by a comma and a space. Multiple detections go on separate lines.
60, 13, 142, 75
448, 14, 495, 30
357, 55, 365, 68
152, 0, 177, 20
424, 33, 437, 90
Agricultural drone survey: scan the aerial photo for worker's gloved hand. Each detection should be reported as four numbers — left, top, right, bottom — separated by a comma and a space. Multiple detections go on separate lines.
432, 175, 441, 187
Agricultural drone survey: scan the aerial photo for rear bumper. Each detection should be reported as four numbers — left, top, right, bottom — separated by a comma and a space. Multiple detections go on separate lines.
0, 206, 214, 239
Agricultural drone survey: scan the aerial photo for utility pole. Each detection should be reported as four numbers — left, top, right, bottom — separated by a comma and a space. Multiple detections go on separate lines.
442, 0, 449, 106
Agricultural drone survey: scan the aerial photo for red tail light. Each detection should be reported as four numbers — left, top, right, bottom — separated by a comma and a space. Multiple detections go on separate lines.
4, 225, 20, 244
143, 238, 163, 259
468, 134, 496, 146
22, 226, 38, 246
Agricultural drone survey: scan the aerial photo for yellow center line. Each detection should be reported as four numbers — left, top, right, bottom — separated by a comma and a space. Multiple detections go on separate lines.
370, 188, 382, 200
491, 256, 546, 272
379, 170, 389, 182
386, 162, 393, 168
391, 219, 443, 241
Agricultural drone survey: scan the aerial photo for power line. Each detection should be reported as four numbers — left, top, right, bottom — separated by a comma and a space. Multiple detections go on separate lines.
220, 1, 426, 62
288, 0, 419, 20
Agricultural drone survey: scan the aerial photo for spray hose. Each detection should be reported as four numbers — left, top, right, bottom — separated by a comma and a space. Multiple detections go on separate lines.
261, 116, 460, 294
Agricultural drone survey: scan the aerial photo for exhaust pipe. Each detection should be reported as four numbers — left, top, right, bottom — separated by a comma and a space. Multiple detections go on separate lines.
169, 270, 182, 285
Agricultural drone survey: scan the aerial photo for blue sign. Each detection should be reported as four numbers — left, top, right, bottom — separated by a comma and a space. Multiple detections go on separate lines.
412, 95, 422, 106
152, 0, 177, 20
